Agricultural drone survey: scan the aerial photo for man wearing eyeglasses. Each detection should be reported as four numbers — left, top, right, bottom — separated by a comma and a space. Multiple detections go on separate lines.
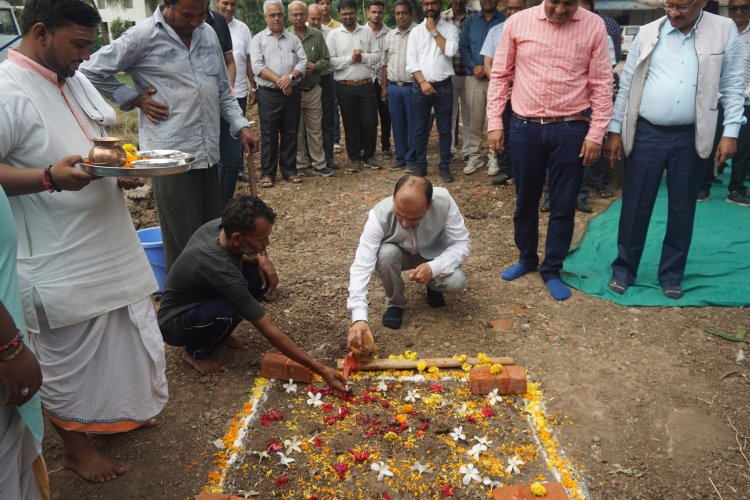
606, 0, 746, 299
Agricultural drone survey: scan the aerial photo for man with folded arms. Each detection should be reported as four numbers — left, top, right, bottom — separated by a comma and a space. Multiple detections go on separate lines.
487, 0, 612, 301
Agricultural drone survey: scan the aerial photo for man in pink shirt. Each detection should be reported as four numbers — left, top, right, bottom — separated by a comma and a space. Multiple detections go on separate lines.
487, 0, 612, 301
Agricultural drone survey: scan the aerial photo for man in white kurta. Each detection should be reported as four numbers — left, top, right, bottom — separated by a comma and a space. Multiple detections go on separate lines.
0, 2, 167, 484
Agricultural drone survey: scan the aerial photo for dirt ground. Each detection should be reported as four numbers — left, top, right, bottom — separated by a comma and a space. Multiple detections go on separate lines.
43, 118, 750, 499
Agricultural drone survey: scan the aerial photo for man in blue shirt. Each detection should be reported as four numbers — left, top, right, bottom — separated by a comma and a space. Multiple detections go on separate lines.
459, 0, 504, 177
606, 4, 745, 299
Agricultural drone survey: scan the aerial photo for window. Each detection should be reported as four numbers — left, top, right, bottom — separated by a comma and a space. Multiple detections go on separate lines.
0, 9, 19, 35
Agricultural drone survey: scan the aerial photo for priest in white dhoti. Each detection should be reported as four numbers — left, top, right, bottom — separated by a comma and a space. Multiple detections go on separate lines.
0, 0, 168, 484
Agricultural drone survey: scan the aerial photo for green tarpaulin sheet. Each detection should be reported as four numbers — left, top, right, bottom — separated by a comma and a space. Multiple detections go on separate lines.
562, 173, 750, 307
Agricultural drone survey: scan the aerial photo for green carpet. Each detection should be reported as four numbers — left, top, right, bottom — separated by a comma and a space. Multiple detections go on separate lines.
562, 172, 750, 307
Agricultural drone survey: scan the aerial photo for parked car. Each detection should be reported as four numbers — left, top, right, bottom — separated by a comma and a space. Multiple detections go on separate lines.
0, 1, 21, 63
620, 25, 640, 60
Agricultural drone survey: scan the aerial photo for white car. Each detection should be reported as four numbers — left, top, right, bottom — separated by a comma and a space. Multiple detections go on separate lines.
621, 25, 640, 59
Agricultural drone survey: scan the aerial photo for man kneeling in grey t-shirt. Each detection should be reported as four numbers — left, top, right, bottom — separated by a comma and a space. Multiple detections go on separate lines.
158, 196, 346, 391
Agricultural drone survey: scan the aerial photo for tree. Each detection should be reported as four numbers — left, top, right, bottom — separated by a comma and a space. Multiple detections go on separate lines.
110, 17, 135, 39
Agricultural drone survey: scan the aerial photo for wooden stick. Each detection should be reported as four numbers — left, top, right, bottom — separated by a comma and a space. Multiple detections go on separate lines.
335, 356, 514, 371
245, 152, 257, 196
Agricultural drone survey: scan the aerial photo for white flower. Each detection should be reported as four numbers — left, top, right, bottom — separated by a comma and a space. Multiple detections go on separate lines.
482, 477, 502, 488
488, 388, 503, 406
283, 379, 298, 393
410, 461, 433, 476
459, 463, 482, 485
250, 450, 270, 464
450, 425, 466, 442
284, 437, 302, 454
467, 443, 486, 460
405, 389, 421, 403
455, 402, 469, 417
277, 452, 295, 467
377, 381, 389, 392
505, 455, 525, 474
306, 391, 323, 407
370, 461, 394, 481
474, 435, 493, 447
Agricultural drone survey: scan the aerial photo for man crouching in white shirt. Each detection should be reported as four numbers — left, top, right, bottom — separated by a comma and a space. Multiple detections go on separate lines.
347, 175, 471, 358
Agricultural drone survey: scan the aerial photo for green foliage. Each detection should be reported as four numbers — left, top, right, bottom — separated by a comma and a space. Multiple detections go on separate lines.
111, 17, 135, 40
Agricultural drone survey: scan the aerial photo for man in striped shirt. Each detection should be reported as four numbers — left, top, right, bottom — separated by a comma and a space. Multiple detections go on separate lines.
487, 0, 612, 301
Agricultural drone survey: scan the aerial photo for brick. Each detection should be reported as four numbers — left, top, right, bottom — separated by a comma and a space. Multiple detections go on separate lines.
469, 365, 527, 395
492, 482, 568, 500
259, 352, 313, 383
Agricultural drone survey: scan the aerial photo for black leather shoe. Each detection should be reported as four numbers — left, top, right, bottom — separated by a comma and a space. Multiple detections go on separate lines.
491, 173, 511, 186
426, 288, 446, 308
382, 306, 404, 329
576, 199, 593, 213
415, 166, 428, 177
439, 168, 454, 183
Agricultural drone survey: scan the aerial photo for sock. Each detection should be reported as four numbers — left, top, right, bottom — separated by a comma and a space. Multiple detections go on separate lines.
382, 306, 404, 329
546, 279, 571, 301
501, 262, 533, 281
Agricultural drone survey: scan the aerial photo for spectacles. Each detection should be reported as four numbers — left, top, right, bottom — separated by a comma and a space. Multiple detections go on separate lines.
728, 4, 750, 12
661, 0, 698, 12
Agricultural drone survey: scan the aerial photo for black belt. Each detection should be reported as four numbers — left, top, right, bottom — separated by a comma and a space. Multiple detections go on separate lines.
639, 117, 693, 132
513, 113, 589, 124
388, 80, 411, 87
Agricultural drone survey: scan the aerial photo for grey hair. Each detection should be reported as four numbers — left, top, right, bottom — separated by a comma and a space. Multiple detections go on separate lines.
263, 0, 284, 14
289, 0, 308, 11
308, 2, 322, 13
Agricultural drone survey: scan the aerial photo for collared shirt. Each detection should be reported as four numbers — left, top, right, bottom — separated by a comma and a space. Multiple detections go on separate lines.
227, 18, 254, 98
383, 22, 417, 83
405, 19, 459, 83
608, 13, 744, 137
1, 51, 157, 331
250, 27, 307, 88
739, 22, 750, 103
347, 192, 471, 323
442, 7, 477, 75
366, 22, 391, 82
286, 26, 329, 89
460, 10, 506, 73
638, 16, 700, 126
326, 18, 341, 29
326, 23, 379, 81
487, 4, 613, 144
80, 6, 250, 168
599, 12, 622, 62
480, 21, 505, 58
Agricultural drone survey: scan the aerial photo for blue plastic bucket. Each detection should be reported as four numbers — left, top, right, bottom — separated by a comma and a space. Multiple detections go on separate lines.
137, 227, 167, 293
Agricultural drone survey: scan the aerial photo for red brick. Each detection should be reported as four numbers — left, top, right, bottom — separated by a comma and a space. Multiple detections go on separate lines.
259, 352, 313, 383
469, 365, 527, 395
492, 482, 568, 500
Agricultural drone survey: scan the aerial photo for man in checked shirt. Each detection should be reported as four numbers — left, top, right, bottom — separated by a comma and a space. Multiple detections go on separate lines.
487, 0, 612, 301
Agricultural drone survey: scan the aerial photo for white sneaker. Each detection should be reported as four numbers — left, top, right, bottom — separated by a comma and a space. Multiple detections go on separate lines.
462, 157, 484, 175
487, 156, 500, 176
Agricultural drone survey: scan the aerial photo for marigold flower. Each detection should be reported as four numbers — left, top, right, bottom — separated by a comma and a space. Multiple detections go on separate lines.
477, 352, 491, 365
530, 482, 547, 496
404, 350, 418, 360
383, 431, 399, 442
417, 361, 427, 372
400, 404, 413, 414
461, 363, 472, 372
427, 366, 439, 373
489, 363, 503, 374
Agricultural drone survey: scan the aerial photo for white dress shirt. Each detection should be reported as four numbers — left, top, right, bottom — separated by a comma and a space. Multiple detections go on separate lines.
405, 19, 459, 83
228, 17, 253, 98
326, 23, 379, 81
347, 193, 470, 322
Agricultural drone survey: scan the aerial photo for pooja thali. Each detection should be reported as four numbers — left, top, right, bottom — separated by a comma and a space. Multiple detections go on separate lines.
77, 150, 196, 178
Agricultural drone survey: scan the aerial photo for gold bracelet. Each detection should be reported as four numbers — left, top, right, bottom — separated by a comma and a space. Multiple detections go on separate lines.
0, 343, 23, 363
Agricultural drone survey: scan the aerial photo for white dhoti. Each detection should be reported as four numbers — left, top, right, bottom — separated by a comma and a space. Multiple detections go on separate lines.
28, 296, 168, 433
0, 395, 48, 500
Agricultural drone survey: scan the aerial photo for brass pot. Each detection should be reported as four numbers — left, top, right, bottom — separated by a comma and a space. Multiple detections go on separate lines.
88, 137, 127, 167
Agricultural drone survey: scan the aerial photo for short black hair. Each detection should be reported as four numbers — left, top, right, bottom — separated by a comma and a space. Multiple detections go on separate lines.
221, 196, 276, 236
338, 0, 357, 11
394, 174, 433, 203
21, 0, 101, 36
579, 0, 594, 8
368, 0, 385, 8
394, 0, 413, 13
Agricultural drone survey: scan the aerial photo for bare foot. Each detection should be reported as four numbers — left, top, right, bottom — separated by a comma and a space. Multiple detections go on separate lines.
181, 350, 226, 375
223, 334, 250, 351
63, 445, 127, 483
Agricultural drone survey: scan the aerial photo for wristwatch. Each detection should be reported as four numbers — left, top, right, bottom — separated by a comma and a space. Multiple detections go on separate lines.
289, 74, 297, 82
431, 31, 439, 38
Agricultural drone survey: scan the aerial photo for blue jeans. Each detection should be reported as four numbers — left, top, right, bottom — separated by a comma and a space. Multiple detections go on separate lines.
612, 118, 702, 286
509, 116, 588, 281
388, 82, 416, 166
412, 79, 453, 169
159, 264, 264, 359
219, 96, 247, 212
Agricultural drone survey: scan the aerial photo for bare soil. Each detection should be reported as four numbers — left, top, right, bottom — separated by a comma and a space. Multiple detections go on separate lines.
43, 117, 750, 499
